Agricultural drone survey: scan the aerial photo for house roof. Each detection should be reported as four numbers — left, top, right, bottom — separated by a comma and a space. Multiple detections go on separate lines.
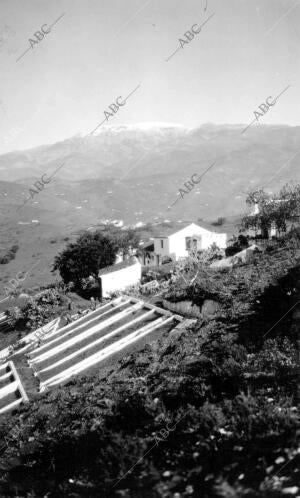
153, 221, 226, 238
140, 241, 155, 251
98, 257, 139, 276
153, 221, 194, 238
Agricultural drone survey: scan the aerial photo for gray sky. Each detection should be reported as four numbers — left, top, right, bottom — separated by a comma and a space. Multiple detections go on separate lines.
0, 0, 299, 154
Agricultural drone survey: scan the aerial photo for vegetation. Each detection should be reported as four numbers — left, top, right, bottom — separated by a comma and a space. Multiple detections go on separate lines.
225, 234, 249, 257
52, 231, 118, 289
106, 227, 140, 259
52, 228, 140, 295
0, 235, 299, 497
6, 288, 66, 330
241, 184, 300, 236
0, 244, 19, 265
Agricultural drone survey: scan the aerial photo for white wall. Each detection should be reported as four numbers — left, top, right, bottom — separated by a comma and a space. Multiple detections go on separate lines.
201, 232, 227, 250
100, 262, 142, 297
153, 237, 170, 258
168, 223, 227, 260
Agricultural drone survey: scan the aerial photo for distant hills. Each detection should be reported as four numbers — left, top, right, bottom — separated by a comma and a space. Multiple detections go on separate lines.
0, 122, 299, 292
1, 123, 299, 226
1, 122, 299, 197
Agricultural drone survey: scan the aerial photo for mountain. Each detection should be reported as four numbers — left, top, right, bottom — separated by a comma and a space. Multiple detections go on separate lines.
0, 123, 299, 222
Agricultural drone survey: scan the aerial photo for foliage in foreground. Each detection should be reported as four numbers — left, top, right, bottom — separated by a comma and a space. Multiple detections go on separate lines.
0, 243, 299, 497
7, 287, 73, 330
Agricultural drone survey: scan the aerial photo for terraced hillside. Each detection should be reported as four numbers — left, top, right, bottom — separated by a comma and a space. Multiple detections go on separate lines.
30, 296, 185, 390
0, 296, 190, 413
0, 241, 299, 498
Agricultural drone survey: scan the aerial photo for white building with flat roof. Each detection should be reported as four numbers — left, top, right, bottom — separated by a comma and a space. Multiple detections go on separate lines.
98, 257, 142, 297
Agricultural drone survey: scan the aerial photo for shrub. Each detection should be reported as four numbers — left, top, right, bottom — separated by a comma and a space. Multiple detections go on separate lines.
11, 244, 19, 253
53, 231, 118, 289
225, 245, 241, 257
0, 244, 19, 264
7, 288, 64, 329
225, 236, 249, 257
246, 337, 297, 376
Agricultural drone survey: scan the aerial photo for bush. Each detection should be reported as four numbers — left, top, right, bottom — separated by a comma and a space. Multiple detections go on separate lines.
7, 288, 63, 329
10, 244, 19, 253
225, 235, 249, 257
245, 337, 297, 376
0, 244, 19, 264
225, 245, 241, 257
238, 234, 248, 247
53, 231, 118, 289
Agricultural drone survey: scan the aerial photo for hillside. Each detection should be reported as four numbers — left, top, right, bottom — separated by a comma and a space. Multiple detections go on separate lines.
0, 123, 299, 294
0, 237, 299, 497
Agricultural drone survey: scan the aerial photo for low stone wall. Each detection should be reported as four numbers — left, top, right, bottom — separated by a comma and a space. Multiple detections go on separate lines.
162, 299, 201, 318
162, 298, 221, 319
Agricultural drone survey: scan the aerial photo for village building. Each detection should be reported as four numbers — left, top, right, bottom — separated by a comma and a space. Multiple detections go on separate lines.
139, 240, 155, 266
139, 222, 227, 266
98, 257, 142, 297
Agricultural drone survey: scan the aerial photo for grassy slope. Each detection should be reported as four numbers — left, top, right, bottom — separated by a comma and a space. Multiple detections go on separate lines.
0, 243, 299, 497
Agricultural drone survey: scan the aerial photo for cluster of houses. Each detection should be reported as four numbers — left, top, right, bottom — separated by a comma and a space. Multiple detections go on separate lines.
98, 221, 227, 297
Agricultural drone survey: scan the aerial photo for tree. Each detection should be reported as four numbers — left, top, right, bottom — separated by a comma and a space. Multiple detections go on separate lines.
53, 232, 118, 288
107, 228, 140, 260
274, 183, 300, 233
241, 184, 300, 237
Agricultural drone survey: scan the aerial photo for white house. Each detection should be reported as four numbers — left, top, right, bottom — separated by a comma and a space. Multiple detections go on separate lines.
98, 257, 142, 297
147, 222, 227, 266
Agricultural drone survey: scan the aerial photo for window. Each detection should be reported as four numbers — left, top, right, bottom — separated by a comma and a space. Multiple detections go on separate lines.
160, 239, 164, 248
185, 237, 191, 250
186, 236, 200, 251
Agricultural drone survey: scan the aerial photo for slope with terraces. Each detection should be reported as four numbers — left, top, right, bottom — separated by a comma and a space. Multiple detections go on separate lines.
0, 296, 194, 415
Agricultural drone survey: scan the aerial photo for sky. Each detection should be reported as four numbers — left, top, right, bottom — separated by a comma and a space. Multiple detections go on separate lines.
0, 0, 299, 154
